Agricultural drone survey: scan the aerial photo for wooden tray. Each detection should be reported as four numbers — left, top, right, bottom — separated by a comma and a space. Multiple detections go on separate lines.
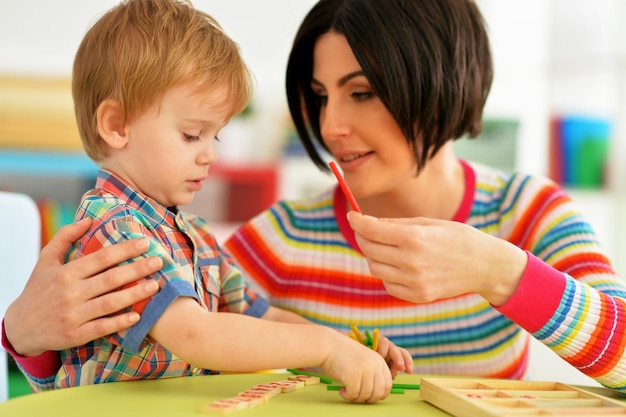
420, 377, 626, 417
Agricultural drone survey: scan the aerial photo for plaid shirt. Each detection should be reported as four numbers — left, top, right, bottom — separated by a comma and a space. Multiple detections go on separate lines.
53, 169, 268, 390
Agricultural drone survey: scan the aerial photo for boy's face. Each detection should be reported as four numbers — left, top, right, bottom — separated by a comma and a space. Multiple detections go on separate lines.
116, 82, 232, 207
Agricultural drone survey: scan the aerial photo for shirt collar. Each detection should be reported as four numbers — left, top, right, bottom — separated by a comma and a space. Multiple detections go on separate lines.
94, 169, 179, 227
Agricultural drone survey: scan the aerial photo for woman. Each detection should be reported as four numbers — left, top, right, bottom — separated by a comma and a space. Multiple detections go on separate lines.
5, 0, 626, 395
223, 0, 626, 391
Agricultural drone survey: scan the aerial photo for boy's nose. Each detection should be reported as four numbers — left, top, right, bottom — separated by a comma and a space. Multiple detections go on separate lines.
198, 140, 217, 165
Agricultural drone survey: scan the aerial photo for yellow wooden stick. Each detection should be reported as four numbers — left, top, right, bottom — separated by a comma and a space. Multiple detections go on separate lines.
349, 324, 365, 344
372, 328, 380, 351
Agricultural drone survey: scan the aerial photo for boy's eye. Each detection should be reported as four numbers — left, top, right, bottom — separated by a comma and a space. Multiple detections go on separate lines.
184, 133, 201, 142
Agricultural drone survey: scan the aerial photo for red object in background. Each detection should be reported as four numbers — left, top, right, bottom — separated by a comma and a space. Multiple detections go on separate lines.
549, 116, 564, 184
210, 164, 278, 223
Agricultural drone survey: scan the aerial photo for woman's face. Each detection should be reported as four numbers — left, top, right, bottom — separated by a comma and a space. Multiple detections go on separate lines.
311, 31, 418, 200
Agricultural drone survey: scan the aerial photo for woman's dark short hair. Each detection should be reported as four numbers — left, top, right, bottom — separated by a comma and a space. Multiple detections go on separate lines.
286, 0, 493, 173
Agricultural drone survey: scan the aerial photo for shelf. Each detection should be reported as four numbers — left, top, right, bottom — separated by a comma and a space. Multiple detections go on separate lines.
0, 149, 97, 177
0, 75, 81, 150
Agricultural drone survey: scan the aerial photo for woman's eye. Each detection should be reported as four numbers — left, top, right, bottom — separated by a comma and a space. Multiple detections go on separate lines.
313, 93, 328, 106
183, 133, 201, 142
352, 91, 373, 102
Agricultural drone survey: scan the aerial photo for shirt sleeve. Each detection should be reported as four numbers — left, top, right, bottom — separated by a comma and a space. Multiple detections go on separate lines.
75, 215, 198, 354
183, 212, 270, 319
2, 319, 60, 381
494, 252, 567, 332
216, 250, 269, 318
497, 174, 626, 393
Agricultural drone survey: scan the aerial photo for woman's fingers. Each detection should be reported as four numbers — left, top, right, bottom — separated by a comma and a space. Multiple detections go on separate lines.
68, 238, 153, 281
79, 255, 162, 301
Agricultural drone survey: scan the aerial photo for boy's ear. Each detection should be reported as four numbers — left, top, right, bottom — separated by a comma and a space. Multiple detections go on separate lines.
96, 99, 128, 149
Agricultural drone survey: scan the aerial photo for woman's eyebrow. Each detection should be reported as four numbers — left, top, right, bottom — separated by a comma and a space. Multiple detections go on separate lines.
311, 70, 367, 88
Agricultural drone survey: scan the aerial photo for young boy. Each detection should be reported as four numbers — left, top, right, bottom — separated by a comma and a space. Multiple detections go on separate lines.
51, 0, 411, 403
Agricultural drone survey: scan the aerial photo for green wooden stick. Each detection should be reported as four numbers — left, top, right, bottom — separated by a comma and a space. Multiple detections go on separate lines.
326, 385, 406, 394
286, 368, 333, 384
391, 383, 420, 390
364, 330, 373, 346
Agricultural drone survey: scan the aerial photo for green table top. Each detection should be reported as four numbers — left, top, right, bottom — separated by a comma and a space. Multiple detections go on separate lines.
0, 373, 450, 417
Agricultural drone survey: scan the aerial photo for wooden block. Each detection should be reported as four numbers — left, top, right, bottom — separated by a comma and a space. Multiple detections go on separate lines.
249, 384, 282, 397
288, 375, 320, 386
203, 376, 316, 414
232, 395, 265, 409
201, 398, 246, 415
237, 391, 271, 404
267, 379, 304, 393
201, 403, 237, 415
420, 377, 626, 417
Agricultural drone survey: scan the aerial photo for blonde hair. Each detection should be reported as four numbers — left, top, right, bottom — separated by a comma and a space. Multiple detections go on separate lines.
73, 0, 253, 161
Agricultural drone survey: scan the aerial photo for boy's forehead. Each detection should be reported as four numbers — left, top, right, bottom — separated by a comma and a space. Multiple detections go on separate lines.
162, 82, 236, 121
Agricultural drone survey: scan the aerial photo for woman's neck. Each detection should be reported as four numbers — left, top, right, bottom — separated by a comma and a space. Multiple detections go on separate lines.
357, 143, 466, 220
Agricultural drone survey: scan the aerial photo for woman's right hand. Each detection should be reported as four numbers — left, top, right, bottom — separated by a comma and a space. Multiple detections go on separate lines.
3, 218, 161, 356
347, 212, 527, 306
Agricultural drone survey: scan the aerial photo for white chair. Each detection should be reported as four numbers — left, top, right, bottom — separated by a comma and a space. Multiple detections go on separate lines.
0, 191, 40, 402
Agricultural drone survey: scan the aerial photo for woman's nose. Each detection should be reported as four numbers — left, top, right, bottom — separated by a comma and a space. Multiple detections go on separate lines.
320, 98, 351, 141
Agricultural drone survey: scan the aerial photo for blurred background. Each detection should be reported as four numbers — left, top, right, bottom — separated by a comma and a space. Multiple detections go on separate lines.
0, 0, 625, 275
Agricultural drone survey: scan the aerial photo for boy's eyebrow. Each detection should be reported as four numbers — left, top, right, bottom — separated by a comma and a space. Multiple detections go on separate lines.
182, 117, 223, 126
183, 118, 210, 123
311, 70, 367, 88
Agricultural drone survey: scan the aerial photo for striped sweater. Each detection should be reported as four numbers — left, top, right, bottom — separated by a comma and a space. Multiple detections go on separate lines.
224, 160, 626, 394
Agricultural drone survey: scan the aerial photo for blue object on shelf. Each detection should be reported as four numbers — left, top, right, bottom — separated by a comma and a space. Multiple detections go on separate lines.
559, 116, 610, 188
0, 149, 98, 177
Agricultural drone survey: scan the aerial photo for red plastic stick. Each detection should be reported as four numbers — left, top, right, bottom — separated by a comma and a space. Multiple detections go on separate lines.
328, 161, 362, 213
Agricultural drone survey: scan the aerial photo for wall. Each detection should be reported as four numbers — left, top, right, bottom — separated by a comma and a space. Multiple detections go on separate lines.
0, 0, 317, 163
2, 0, 624, 251
2, 0, 625, 388
2, 1, 624, 247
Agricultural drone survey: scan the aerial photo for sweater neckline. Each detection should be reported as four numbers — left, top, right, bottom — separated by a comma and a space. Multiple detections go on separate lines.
333, 159, 476, 253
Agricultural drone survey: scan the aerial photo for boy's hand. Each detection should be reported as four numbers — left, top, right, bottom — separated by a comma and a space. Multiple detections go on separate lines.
374, 335, 414, 378
320, 332, 392, 403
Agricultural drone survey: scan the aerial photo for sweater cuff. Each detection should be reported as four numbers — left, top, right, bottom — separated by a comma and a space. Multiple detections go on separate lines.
2, 319, 61, 379
493, 252, 567, 333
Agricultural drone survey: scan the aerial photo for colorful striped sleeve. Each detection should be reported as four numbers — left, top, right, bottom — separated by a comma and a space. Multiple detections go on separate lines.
490, 171, 626, 393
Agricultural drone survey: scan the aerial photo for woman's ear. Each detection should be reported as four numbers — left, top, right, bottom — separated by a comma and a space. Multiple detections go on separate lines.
96, 99, 128, 149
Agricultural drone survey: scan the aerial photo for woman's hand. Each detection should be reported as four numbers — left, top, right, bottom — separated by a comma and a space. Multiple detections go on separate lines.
347, 212, 527, 306
4, 218, 161, 356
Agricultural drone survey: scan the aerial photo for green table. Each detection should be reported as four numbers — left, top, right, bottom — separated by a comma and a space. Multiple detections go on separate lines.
0, 373, 449, 417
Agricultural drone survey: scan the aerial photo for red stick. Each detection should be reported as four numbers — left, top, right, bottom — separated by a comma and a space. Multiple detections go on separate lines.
328, 161, 362, 213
